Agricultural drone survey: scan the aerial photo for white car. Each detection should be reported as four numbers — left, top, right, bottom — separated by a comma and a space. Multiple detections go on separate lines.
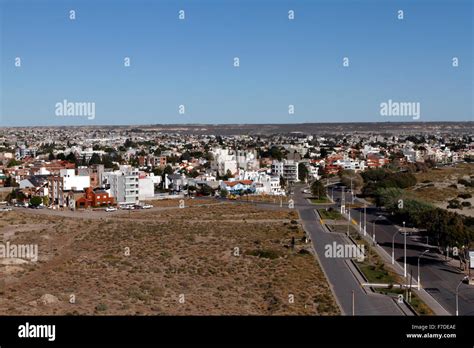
0, 207, 12, 212
105, 207, 117, 212
142, 204, 153, 209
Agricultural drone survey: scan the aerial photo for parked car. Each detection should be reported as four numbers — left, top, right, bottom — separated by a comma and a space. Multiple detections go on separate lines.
105, 207, 117, 212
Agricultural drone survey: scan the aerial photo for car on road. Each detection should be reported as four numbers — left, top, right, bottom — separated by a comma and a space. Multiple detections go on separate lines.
0, 207, 12, 212
105, 207, 118, 212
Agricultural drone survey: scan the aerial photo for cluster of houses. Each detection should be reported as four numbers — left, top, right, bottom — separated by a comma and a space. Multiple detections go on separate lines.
6, 163, 159, 209
0, 126, 472, 209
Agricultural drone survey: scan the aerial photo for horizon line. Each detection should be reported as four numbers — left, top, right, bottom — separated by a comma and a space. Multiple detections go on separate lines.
1, 120, 473, 129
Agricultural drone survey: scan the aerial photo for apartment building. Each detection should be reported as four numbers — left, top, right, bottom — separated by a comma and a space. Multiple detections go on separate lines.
102, 165, 139, 204
211, 148, 238, 176
271, 160, 299, 182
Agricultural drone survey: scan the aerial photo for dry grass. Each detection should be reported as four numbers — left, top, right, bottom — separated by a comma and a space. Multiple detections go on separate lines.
409, 163, 474, 204
414, 163, 473, 183
0, 204, 339, 316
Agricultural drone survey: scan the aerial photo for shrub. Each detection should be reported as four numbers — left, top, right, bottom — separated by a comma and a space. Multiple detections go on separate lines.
447, 199, 462, 210
95, 303, 107, 312
246, 249, 281, 259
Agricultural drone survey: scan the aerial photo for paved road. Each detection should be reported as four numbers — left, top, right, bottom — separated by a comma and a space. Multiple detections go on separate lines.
332, 186, 474, 315
292, 185, 403, 315
195, 192, 404, 315
9, 191, 406, 315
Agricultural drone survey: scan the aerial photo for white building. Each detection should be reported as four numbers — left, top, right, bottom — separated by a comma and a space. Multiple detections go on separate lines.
211, 148, 237, 176
332, 158, 366, 172
271, 160, 299, 182
403, 147, 419, 163
235, 169, 284, 195
48, 169, 91, 207
102, 165, 139, 204
138, 173, 155, 200
211, 148, 259, 176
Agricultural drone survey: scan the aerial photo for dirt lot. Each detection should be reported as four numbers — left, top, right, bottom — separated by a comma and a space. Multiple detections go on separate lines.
0, 203, 339, 315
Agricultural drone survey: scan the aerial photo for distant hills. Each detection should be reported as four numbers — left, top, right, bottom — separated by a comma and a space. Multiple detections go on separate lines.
2, 121, 473, 136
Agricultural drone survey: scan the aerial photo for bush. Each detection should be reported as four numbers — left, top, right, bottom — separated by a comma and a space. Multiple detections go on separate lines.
447, 199, 462, 210
458, 193, 472, 199
95, 303, 107, 312
462, 201, 472, 208
458, 179, 474, 187
246, 249, 281, 259
29, 196, 43, 207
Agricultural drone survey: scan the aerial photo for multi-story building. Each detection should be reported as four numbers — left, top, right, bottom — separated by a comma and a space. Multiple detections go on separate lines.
211, 148, 238, 176
15, 145, 36, 160
75, 187, 114, 208
138, 172, 155, 200
102, 165, 139, 204
48, 169, 91, 207
271, 160, 299, 182
78, 164, 104, 188
235, 169, 284, 195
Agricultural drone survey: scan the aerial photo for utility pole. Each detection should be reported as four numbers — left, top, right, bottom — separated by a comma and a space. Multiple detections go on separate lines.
363, 204, 367, 236
347, 210, 351, 237
403, 221, 407, 278
409, 269, 413, 303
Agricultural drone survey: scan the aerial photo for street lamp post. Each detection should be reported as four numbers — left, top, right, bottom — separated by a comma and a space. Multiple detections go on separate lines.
403, 221, 407, 278
347, 210, 351, 237
456, 276, 469, 316
372, 215, 382, 245
417, 249, 430, 290
363, 204, 367, 236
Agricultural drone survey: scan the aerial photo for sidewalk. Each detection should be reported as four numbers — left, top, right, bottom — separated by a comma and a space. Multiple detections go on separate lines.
340, 208, 450, 315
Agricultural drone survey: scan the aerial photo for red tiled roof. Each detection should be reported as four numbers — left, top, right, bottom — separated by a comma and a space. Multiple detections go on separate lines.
223, 180, 253, 187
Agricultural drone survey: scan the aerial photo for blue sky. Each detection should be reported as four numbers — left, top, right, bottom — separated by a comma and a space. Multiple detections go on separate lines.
0, 0, 472, 126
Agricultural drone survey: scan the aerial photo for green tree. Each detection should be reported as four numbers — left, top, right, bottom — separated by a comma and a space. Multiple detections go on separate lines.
30, 196, 43, 207
311, 180, 326, 200
7, 159, 22, 167
163, 165, 173, 175
89, 153, 101, 165
65, 152, 77, 164
298, 163, 309, 182
339, 170, 363, 190
199, 184, 214, 196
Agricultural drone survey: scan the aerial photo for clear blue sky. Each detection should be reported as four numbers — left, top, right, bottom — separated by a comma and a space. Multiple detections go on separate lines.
0, 0, 472, 126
